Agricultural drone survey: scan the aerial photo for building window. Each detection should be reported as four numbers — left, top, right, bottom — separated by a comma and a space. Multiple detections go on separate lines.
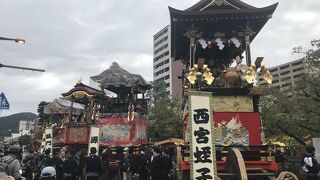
166, 83, 170, 87
273, 79, 279, 83
164, 67, 169, 72
273, 74, 279, 77
282, 83, 291, 87
270, 68, 278, 73
154, 39, 164, 48
280, 71, 290, 76
292, 61, 303, 66
293, 67, 304, 72
293, 74, 302, 78
153, 51, 169, 62
281, 77, 291, 82
280, 65, 290, 70
155, 69, 165, 76
155, 77, 164, 82
165, 75, 170, 80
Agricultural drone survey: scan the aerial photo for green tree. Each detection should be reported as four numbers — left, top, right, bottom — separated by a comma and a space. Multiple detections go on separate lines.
147, 81, 183, 142
37, 101, 49, 125
261, 39, 320, 145
18, 134, 32, 146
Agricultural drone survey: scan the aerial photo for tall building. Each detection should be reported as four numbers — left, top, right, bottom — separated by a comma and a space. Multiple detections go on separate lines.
257, 58, 305, 89
153, 25, 183, 99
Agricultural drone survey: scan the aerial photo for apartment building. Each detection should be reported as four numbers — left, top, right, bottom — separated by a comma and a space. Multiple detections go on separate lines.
257, 58, 305, 89
153, 25, 183, 99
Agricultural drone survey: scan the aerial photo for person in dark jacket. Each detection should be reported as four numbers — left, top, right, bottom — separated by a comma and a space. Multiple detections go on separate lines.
136, 149, 148, 180
100, 149, 110, 180
23, 149, 35, 180
302, 145, 320, 180
63, 150, 78, 180
34, 153, 45, 180
43, 149, 52, 167
53, 149, 67, 180
161, 148, 172, 180
85, 147, 101, 180
150, 146, 164, 180
121, 147, 133, 180
75, 149, 85, 180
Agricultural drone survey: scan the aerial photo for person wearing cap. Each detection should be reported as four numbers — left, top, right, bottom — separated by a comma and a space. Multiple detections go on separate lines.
85, 147, 101, 180
40, 158, 56, 180
121, 147, 133, 180
1, 146, 22, 180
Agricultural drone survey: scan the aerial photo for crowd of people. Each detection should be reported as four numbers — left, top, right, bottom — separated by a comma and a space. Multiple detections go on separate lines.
0, 145, 175, 180
1, 143, 320, 180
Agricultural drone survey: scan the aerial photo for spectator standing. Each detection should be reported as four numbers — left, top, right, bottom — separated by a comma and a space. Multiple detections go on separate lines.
34, 153, 45, 180
63, 150, 78, 180
43, 149, 52, 167
23, 149, 35, 180
150, 146, 162, 180
161, 148, 172, 180
136, 149, 148, 180
40, 158, 56, 180
100, 149, 110, 180
75, 149, 85, 180
85, 147, 101, 180
54, 149, 67, 180
121, 147, 133, 180
301, 145, 320, 180
0, 149, 4, 158
0, 146, 22, 180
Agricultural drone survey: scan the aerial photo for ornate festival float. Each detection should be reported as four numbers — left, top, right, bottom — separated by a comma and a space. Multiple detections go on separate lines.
41, 62, 150, 156
170, 0, 297, 179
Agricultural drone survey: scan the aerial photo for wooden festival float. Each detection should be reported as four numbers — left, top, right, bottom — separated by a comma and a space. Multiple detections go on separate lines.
169, 0, 298, 179
41, 62, 151, 159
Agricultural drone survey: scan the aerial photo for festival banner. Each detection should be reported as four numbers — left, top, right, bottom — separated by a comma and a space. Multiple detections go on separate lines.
40, 133, 46, 153
88, 126, 100, 156
98, 117, 147, 147
44, 127, 53, 155
213, 112, 261, 145
65, 127, 90, 144
189, 91, 217, 180
184, 112, 262, 146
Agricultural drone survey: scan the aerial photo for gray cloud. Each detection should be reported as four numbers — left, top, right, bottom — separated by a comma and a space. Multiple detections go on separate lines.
0, 0, 319, 116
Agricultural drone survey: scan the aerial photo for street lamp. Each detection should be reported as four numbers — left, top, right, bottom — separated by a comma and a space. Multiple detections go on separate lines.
0, 35, 45, 72
0, 36, 25, 44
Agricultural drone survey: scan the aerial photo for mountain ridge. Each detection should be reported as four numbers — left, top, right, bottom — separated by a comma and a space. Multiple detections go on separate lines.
0, 112, 37, 136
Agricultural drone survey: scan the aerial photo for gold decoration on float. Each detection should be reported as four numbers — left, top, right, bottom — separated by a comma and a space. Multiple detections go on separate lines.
187, 58, 214, 85
68, 91, 94, 99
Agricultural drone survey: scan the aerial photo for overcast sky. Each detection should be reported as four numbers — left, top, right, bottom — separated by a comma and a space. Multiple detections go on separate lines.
1, 0, 319, 116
